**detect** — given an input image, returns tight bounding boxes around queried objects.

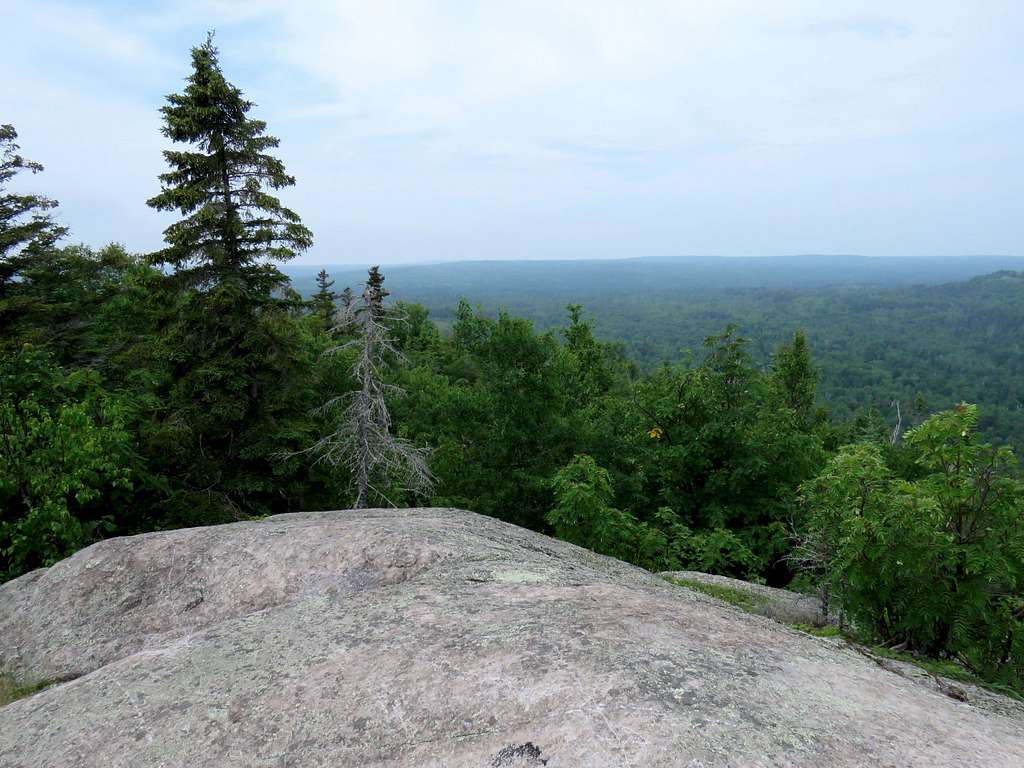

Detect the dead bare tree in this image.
[306,266,434,508]
[890,400,902,446]
[785,521,840,627]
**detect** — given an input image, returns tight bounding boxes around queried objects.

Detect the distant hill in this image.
[285,255,1024,303]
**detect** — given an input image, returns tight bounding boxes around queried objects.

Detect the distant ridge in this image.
[285,254,1024,300]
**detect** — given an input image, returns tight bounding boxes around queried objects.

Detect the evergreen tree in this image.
[0,125,68,333]
[147,33,312,286]
[145,34,317,521]
[312,268,337,329]
[771,330,820,430]
[562,304,615,398]
[364,265,389,318]
[5,243,161,367]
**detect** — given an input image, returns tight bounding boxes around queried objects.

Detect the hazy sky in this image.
[2,1,1022,264]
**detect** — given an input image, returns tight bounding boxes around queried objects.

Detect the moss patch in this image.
[789,622,841,638]
[0,672,64,706]
[662,575,767,614]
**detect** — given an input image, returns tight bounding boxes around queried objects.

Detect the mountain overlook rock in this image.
[2,509,1022,767]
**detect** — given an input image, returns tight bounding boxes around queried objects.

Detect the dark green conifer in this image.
[147,33,311,286]
[0,125,67,327]
[146,34,317,522]
[771,330,820,430]
[312,268,337,329]
[364,265,389,320]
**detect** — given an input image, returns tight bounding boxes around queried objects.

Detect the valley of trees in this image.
[2,37,1021,694]
[289,259,1024,449]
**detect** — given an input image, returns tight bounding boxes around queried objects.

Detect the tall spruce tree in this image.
[147,33,312,285]
[146,35,317,522]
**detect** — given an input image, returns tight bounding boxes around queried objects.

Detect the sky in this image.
[2,1,1022,265]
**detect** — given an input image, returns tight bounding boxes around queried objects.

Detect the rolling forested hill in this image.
[288,254,1024,301]
[288,256,1024,446]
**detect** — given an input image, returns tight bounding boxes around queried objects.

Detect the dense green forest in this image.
[289,260,1024,448]
[2,38,1021,693]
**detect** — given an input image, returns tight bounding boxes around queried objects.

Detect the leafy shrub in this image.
[0,348,140,579]
[799,404,1024,690]
[682,526,762,581]
[547,455,683,571]
[547,454,768,579]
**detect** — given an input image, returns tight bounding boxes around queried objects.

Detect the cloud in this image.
[1,0,1022,261]
[799,16,912,39]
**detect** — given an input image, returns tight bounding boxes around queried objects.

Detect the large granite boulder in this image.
[1,508,1022,767]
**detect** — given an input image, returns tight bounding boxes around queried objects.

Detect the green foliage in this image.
[546,453,617,550]
[2,243,168,374]
[546,453,774,578]
[399,303,575,531]
[681,527,762,580]
[312,269,337,330]
[562,304,618,400]
[0,124,67,267]
[771,330,823,430]
[141,34,322,523]
[392,309,822,583]
[800,404,1024,690]
[0,348,140,578]
[625,328,822,580]
[547,455,687,571]
[149,285,326,522]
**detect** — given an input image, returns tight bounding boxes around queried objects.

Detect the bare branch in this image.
[295,267,435,508]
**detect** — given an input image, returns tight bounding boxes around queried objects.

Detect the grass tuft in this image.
[0,672,64,706]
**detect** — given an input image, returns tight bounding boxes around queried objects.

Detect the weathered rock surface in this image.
[1,508,1022,767]
[659,570,831,627]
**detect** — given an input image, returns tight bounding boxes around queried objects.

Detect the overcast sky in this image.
[2,1,1022,264]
